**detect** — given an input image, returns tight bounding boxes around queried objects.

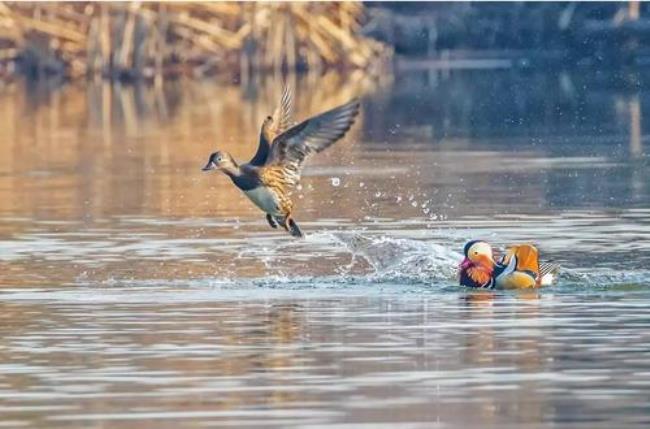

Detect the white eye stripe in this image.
[469,242,493,258]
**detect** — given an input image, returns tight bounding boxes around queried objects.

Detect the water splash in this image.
[559,267,650,289]
[331,232,462,283]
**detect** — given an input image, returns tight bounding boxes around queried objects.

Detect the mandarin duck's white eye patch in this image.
[468,242,493,258]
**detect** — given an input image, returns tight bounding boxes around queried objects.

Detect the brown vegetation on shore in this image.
[0,2,391,81]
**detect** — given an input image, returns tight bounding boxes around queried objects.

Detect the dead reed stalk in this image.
[0,1,391,80]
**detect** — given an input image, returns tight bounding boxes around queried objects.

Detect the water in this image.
[0,67,649,428]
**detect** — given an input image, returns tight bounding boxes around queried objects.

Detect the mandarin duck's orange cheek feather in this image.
[459,256,495,289]
[467,265,493,285]
[475,254,495,269]
[459,264,494,289]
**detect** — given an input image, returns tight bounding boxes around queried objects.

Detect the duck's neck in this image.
[220,162,241,179]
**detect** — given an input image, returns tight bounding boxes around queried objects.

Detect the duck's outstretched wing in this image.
[269,86,294,138]
[262,99,360,186]
[249,86,294,166]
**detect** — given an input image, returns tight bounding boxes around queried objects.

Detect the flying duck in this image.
[202,88,360,237]
[459,240,559,289]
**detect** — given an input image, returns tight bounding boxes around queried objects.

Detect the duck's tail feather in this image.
[539,262,561,286]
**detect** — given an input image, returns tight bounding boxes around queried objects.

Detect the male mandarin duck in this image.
[202,87,359,237]
[459,240,559,289]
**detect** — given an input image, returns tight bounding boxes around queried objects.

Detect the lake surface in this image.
[0,66,649,428]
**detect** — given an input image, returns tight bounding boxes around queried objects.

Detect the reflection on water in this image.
[1,294,650,428]
[0,66,649,428]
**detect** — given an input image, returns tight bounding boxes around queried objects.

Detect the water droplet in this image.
[411,201,418,207]
[359,182,365,188]
[374,192,382,198]
[330,177,340,187]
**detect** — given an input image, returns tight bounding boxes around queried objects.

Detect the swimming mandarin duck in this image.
[459,240,559,289]
[202,88,360,237]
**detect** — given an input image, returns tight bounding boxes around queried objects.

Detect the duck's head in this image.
[202,151,237,172]
[460,240,496,271]
[261,115,274,140]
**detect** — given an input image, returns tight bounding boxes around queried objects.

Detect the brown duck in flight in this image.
[202,88,360,237]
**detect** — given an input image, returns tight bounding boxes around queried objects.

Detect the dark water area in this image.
[0,65,649,428]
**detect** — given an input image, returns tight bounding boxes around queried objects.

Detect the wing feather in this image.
[268,86,294,138]
[264,99,360,186]
[249,86,294,166]
[538,262,560,286]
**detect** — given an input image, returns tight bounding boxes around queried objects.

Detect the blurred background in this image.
[1,4,650,429]
[1,1,649,281]
[1,2,649,79]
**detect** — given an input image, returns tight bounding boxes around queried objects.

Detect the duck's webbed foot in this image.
[287,217,303,238]
[266,214,278,229]
[276,216,290,233]
[269,214,304,238]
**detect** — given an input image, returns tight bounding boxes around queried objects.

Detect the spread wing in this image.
[268,86,294,138]
[263,99,360,186]
[249,86,294,166]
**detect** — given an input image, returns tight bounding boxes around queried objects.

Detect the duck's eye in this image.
[216,156,222,162]
[473,251,478,255]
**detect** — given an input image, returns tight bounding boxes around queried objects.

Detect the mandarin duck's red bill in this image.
[459,240,560,289]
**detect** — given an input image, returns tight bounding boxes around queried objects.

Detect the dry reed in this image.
[0,2,391,80]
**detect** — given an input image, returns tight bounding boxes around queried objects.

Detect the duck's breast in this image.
[243,186,282,216]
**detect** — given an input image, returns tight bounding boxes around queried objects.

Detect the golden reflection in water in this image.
[0,70,396,285]
[460,291,548,425]
[0,300,309,426]
[0,70,389,224]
